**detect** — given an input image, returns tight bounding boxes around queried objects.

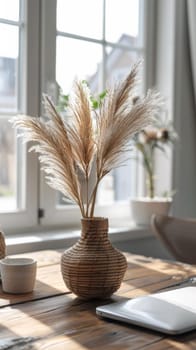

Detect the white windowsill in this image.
[5,222,153,255]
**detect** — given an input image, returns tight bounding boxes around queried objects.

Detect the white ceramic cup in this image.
[0,257,37,294]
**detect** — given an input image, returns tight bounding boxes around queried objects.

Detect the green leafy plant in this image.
[57,82,107,113]
[57,91,69,112]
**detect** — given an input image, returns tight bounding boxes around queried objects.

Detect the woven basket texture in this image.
[61,217,127,299]
[0,231,6,259]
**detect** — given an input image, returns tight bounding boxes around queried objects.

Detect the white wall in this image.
[153,0,196,218]
[172,0,196,218]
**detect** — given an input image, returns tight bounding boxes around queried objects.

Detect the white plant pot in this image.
[130,197,172,226]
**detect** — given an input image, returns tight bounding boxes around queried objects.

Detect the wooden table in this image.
[0,250,196,349]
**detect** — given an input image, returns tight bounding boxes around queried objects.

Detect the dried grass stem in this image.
[11,63,162,218]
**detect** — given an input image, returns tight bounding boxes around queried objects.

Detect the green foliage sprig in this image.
[57,82,107,113]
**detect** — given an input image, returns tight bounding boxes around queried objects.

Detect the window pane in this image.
[0,7,23,213]
[56,36,102,94]
[97,161,137,204]
[56,37,103,206]
[0,24,19,113]
[105,0,139,44]
[97,174,114,204]
[0,0,20,21]
[55,0,143,209]
[0,118,17,212]
[105,46,141,81]
[104,48,143,202]
[57,0,103,40]
[114,160,137,201]
[0,118,25,213]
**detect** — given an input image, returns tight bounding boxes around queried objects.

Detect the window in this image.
[56,0,143,202]
[0,0,150,231]
[41,0,146,226]
[0,1,39,230]
[0,1,20,212]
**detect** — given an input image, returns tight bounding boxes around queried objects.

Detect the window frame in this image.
[0,0,157,231]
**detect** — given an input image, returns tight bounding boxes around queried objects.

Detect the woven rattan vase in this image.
[61,217,127,299]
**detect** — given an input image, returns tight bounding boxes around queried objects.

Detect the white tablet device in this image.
[96,286,196,335]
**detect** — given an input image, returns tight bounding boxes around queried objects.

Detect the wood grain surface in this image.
[0,250,196,349]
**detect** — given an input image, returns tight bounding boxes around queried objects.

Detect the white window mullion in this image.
[39,0,59,226]
[23,0,41,229]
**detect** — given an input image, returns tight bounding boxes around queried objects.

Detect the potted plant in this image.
[130,97,177,226]
[12,63,161,299]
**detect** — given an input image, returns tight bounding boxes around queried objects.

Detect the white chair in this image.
[151,214,196,264]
